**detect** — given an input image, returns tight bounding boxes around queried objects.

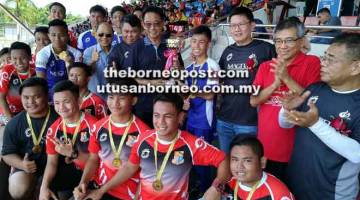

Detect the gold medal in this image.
[32,145,41,154]
[152,180,163,191]
[112,158,121,168]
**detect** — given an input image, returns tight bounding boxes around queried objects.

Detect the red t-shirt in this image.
[0,64,36,114]
[253,52,320,162]
[80,92,107,119]
[224,172,294,200]
[88,115,150,199]
[46,113,98,170]
[128,130,226,200]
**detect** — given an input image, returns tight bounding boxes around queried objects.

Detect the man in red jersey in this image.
[221,135,294,200]
[68,62,107,119]
[82,93,230,200]
[39,80,98,200]
[0,42,36,122]
[73,78,150,200]
[250,18,321,182]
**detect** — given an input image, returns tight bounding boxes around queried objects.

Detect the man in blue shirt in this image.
[279,33,360,199]
[77,5,107,52]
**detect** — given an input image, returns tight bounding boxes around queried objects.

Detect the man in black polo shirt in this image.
[1,77,58,199]
[124,6,183,127]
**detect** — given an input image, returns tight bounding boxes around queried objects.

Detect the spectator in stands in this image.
[250,18,320,182]
[221,136,294,200]
[110,6,128,44]
[83,22,113,100]
[68,62,107,119]
[217,7,276,153]
[1,78,58,200]
[48,2,77,48]
[133,7,143,20]
[123,6,183,127]
[108,14,142,71]
[185,25,220,196]
[34,26,50,60]
[0,48,11,68]
[279,33,360,199]
[36,19,82,102]
[40,80,98,200]
[77,5,107,51]
[0,42,36,122]
[308,7,341,44]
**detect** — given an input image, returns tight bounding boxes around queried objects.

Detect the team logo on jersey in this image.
[46,128,53,136]
[226,53,232,61]
[25,128,32,137]
[99,132,108,142]
[141,149,150,159]
[80,131,89,142]
[307,96,319,104]
[172,151,184,165]
[126,135,137,147]
[195,138,207,150]
[12,78,19,86]
[246,53,258,72]
[329,111,352,136]
[124,51,129,58]
[85,38,91,43]
[339,111,351,120]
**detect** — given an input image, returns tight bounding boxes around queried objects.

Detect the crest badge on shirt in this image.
[80,131,89,142]
[25,128,32,137]
[226,53,233,61]
[172,151,184,165]
[126,135,137,147]
[141,148,150,159]
[99,132,108,142]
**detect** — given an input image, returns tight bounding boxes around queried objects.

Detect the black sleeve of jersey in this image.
[297,82,324,112]
[108,45,123,70]
[268,44,277,60]
[218,48,227,70]
[2,115,21,155]
[124,40,141,71]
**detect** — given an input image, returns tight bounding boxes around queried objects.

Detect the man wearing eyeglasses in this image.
[83,22,114,100]
[124,6,183,127]
[217,7,276,154]
[278,33,360,199]
[250,18,320,182]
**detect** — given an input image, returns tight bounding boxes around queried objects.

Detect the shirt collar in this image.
[287,52,306,67]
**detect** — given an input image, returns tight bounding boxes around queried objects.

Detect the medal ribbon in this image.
[154,133,178,182]
[16,69,31,85]
[108,115,133,160]
[62,115,82,145]
[26,108,50,147]
[234,180,261,200]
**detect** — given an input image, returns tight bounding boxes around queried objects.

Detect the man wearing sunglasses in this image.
[250,18,321,182]
[124,6,183,127]
[83,22,114,100]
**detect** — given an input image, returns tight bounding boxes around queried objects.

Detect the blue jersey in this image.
[35,44,82,94]
[77,30,97,51]
[185,58,220,130]
[288,82,360,200]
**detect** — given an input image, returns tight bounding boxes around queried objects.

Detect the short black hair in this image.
[106,77,139,96]
[0,47,10,57]
[192,25,212,41]
[35,26,49,35]
[121,14,142,29]
[332,33,360,60]
[48,19,68,31]
[153,94,183,113]
[111,6,127,17]
[230,135,264,159]
[49,2,66,14]
[143,6,165,21]
[133,7,143,13]
[10,42,31,57]
[68,62,92,77]
[19,77,49,95]
[229,7,254,22]
[53,80,79,99]
[90,5,107,17]
[275,18,305,38]
[317,7,331,15]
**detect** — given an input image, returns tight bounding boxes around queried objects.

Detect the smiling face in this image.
[68,67,89,89]
[111,11,125,29]
[143,12,164,41]
[89,11,106,30]
[229,15,255,45]
[107,94,136,116]
[96,23,114,48]
[35,32,50,50]
[190,34,210,58]
[53,90,79,119]
[49,5,65,20]
[153,101,180,141]
[230,145,266,187]
[274,28,303,62]
[49,26,68,50]
[10,49,30,73]
[21,86,48,117]
[121,23,141,45]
